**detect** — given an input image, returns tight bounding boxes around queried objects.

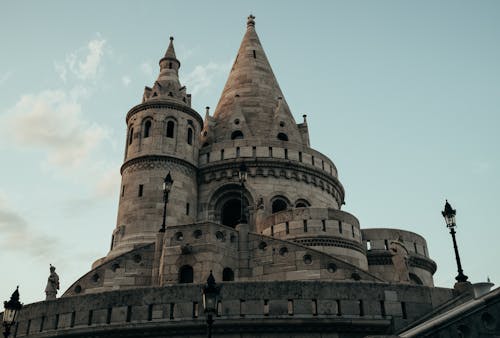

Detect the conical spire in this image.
[142,36,190,105]
[160,36,180,69]
[211,15,303,145]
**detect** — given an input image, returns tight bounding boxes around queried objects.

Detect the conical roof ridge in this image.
[211,15,302,144]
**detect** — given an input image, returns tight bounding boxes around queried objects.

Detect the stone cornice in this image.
[292,236,365,254]
[367,250,437,274]
[126,100,203,126]
[199,158,345,202]
[120,155,198,175]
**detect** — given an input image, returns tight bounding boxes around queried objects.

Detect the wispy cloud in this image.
[122,75,131,86]
[140,62,154,78]
[0,194,60,258]
[0,71,12,86]
[55,36,107,82]
[184,60,232,95]
[4,89,110,168]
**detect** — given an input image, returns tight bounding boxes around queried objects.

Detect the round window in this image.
[327,263,337,273]
[279,247,289,256]
[303,254,313,265]
[193,230,202,239]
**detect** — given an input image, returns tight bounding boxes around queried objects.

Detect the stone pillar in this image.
[152,232,165,286]
[236,222,251,278]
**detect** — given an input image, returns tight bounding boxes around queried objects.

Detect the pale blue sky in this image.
[1,1,499,304]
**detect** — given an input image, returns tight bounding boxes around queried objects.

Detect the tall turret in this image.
[107,37,203,260]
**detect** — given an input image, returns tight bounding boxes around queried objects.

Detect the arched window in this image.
[295,199,310,208]
[187,128,193,145]
[231,130,244,140]
[272,199,288,213]
[222,268,234,281]
[277,133,288,141]
[143,120,152,138]
[128,127,134,145]
[166,120,175,138]
[179,265,193,283]
[409,273,423,285]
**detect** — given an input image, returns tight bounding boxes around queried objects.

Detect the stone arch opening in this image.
[222,267,235,281]
[231,130,244,140]
[221,199,242,227]
[179,265,193,283]
[208,183,254,228]
[271,195,290,214]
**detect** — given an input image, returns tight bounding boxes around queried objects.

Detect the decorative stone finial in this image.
[205,106,210,116]
[303,114,307,123]
[247,14,255,27]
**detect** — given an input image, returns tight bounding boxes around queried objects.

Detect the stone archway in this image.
[208,183,254,228]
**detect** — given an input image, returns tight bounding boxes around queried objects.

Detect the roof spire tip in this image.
[169,36,174,41]
[247,14,255,27]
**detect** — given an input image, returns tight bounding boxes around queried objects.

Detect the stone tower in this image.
[108,37,203,260]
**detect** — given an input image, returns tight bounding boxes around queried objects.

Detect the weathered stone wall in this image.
[261,208,368,270]
[11,281,454,338]
[362,229,436,287]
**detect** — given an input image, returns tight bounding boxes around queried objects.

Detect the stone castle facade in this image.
[5,16,500,338]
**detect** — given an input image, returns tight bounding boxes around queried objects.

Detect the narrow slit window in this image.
[284,148,288,159]
[236,147,240,157]
[359,300,364,316]
[322,219,326,232]
[336,300,342,316]
[88,310,93,326]
[338,221,343,234]
[170,303,175,319]
[263,299,269,316]
[288,300,294,316]
[128,127,134,145]
[106,308,112,324]
[285,221,289,234]
[271,225,274,237]
[192,302,199,318]
[186,203,190,215]
[351,225,355,238]
[252,50,256,58]
[312,156,315,166]
[384,240,389,250]
[380,301,386,317]
[121,185,125,197]
[206,152,210,163]
[240,299,246,317]
[221,149,224,160]
[55,314,60,330]
[312,299,318,316]
[126,306,132,322]
[366,240,371,250]
[252,146,256,157]
[414,242,418,254]
[143,120,152,138]
[299,151,302,162]
[147,304,153,321]
[166,121,175,138]
[138,184,144,197]
[269,147,273,157]
[401,302,407,319]
[303,220,308,232]
[187,128,193,145]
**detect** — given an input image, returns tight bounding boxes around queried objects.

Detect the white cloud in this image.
[184,60,232,95]
[0,71,12,86]
[140,62,154,77]
[122,75,131,86]
[4,89,109,168]
[55,37,107,82]
[0,194,60,258]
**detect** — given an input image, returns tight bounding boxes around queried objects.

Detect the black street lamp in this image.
[160,172,173,233]
[202,271,221,338]
[3,286,22,338]
[238,163,248,224]
[441,200,468,283]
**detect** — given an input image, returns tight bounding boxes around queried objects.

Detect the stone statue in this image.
[389,240,410,283]
[45,264,60,300]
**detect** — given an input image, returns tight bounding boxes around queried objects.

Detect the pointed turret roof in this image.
[142,36,190,105]
[211,15,303,144]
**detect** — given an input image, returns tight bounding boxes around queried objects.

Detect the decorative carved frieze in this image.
[121,155,197,176]
[293,236,365,254]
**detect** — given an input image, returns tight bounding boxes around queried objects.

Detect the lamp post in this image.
[238,163,248,224]
[159,172,173,233]
[3,286,22,338]
[202,271,220,338]
[441,200,468,283]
